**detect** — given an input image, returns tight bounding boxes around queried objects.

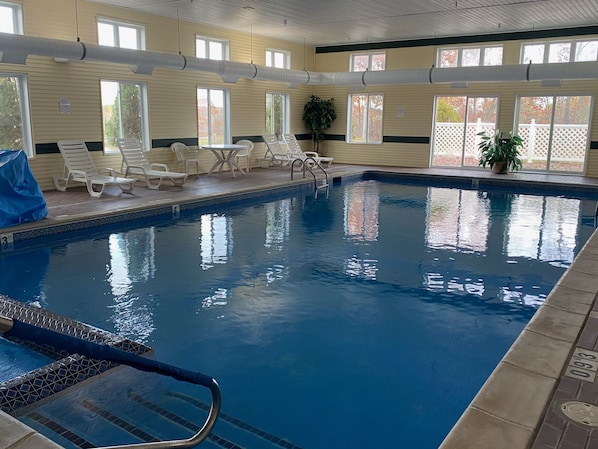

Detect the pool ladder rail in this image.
[0,316,221,449]
[290,157,329,193]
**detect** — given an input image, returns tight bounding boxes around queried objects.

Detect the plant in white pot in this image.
[477,130,523,174]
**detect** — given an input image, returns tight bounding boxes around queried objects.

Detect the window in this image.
[437,45,503,67]
[100,80,150,151]
[97,18,145,50]
[265,92,289,137]
[347,94,384,144]
[350,52,386,72]
[196,36,229,60]
[266,49,289,69]
[0,74,33,156]
[0,1,23,34]
[431,96,498,167]
[515,95,591,172]
[197,87,230,145]
[521,39,598,63]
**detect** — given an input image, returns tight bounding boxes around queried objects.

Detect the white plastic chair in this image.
[283,133,333,167]
[117,138,187,190]
[262,134,291,167]
[54,140,136,197]
[171,142,200,175]
[234,139,254,171]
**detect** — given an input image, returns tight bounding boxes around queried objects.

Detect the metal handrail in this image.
[0,316,221,449]
[290,157,328,191]
[101,379,221,448]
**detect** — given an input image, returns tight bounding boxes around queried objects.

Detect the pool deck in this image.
[2,164,598,449]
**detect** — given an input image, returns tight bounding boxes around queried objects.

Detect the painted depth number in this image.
[0,233,14,252]
[565,347,598,382]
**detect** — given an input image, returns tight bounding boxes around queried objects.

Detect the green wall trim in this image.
[36,141,103,155]
[316,25,598,54]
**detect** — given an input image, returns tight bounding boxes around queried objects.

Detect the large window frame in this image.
[97,17,145,50]
[0,1,23,34]
[196,36,230,60]
[437,45,503,67]
[520,39,598,63]
[197,87,231,146]
[265,49,290,69]
[350,52,386,72]
[0,73,33,157]
[347,93,384,144]
[265,92,289,138]
[100,80,150,152]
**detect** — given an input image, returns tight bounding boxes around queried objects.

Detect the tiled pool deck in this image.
[2,164,598,449]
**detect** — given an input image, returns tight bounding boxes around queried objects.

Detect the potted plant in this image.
[477,130,523,174]
[302,95,336,153]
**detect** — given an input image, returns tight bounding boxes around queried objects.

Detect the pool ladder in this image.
[290,157,329,194]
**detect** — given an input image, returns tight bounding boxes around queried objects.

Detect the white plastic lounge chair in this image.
[171,142,200,175]
[234,139,254,171]
[283,133,334,167]
[54,140,136,198]
[117,138,188,189]
[262,134,291,167]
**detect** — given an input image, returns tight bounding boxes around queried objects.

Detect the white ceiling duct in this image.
[1,33,597,86]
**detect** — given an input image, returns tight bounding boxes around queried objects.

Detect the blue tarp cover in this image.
[0,150,47,228]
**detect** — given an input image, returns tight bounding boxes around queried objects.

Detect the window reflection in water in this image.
[265,199,291,249]
[201,287,228,309]
[426,188,489,252]
[506,195,579,267]
[344,181,379,242]
[200,213,232,270]
[108,227,156,342]
[424,187,582,307]
[344,181,379,280]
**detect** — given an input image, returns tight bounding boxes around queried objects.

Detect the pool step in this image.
[16,383,303,449]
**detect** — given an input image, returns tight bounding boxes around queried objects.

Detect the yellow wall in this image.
[3,0,598,191]
[315,38,598,172]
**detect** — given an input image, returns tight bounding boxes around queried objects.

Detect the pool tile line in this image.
[167,391,305,449]
[128,393,244,449]
[28,412,94,449]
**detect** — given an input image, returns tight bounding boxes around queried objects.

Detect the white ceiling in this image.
[88,0,598,47]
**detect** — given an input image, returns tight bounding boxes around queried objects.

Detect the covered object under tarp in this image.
[0,150,47,228]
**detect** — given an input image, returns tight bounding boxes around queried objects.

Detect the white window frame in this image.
[347,93,384,144]
[437,45,503,67]
[265,92,290,138]
[0,73,33,157]
[195,36,230,60]
[266,49,290,69]
[100,80,150,152]
[197,87,231,146]
[349,52,386,72]
[0,1,23,34]
[97,17,145,50]
[520,39,598,64]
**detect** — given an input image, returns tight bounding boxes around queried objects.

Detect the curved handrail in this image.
[290,157,328,191]
[101,378,221,448]
[0,317,221,449]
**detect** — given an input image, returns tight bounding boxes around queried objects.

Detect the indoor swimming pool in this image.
[2,176,597,449]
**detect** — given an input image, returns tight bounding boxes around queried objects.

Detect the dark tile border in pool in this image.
[0,295,151,414]
[8,170,598,251]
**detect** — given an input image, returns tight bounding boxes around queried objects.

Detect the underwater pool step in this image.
[27,412,95,449]
[165,391,305,449]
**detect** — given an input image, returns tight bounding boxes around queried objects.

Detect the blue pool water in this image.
[2,177,597,448]
[0,337,54,382]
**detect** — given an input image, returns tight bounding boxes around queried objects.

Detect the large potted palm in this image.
[302,95,336,153]
[477,130,523,174]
